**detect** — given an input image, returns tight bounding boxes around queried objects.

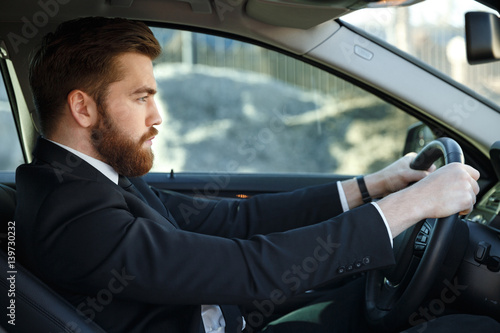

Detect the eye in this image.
[138,96,148,103]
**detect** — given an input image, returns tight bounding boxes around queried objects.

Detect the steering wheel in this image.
[365,137,470,332]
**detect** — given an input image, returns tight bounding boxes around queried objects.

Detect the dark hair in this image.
[29,17,162,136]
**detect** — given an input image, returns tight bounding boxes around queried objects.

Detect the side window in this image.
[0,76,23,171]
[150,27,419,175]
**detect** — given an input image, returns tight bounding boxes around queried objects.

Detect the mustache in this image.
[140,127,159,143]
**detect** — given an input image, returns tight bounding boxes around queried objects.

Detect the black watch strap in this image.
[356,175,371,204]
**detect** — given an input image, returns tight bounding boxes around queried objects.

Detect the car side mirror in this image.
[403,122,435,155]
[465,11,500,64]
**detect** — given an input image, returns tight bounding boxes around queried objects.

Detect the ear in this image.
[67,90,99,128]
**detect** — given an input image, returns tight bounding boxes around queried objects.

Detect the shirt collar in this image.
[48,140,119,185]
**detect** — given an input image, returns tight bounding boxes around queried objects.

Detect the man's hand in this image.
[340,153,434,209]
[377,162,480,238]
[402,162,480,217]
[365,152,436,198]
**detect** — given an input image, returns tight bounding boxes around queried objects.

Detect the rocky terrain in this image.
[151,64,416,175]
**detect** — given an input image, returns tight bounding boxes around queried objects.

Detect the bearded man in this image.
[15,16,499,333]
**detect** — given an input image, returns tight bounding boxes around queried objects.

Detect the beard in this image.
[91,108,158,177]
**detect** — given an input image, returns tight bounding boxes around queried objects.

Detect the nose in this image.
[147,99,162,127]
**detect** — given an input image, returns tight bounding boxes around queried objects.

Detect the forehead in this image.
[113,52,156,89]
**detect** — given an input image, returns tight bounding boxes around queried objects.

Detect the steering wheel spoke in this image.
[413,219,434,256]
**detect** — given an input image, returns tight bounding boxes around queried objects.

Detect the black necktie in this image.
[118,175,177,226]
[118,175,148,203]
[220,305,243,333]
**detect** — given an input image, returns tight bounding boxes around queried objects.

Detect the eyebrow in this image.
[131,86,157,95]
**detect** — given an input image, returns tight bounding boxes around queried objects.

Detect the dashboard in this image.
[457,179,500,320]
[467,183,500,230]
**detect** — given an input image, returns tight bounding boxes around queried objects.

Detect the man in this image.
[14,17,497,333]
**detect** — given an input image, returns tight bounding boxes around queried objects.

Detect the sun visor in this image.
[245,0,424,29]
[245,0,352,29]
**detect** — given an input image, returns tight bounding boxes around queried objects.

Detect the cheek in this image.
[108,104,144,137]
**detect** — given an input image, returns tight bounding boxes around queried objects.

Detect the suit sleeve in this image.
[34,180,395,306]
[154,181,347,238]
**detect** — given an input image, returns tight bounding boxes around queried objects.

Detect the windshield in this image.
[343,0,500,108]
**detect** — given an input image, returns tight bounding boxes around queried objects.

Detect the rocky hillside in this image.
[151,64,417,175]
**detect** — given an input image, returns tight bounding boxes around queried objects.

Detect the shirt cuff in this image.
[336,181,393,248]
[370,202,394,248]
[336,181,350,213]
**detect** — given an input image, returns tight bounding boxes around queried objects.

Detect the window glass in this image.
[150,27,419,175]
[0,76,23,170]
[343,0,500,107]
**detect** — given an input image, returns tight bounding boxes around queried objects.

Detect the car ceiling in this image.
[0,0,415,29]
[1,0,497,82]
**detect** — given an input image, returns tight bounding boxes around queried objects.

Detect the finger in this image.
[406,168,431,185]
[459,209,472,216]
[463,164,480,181]
[471,179,480,195]
[458,195,474,215]
[459,198,475,215]
[404,152,418,159]
[403,152,417,168]
[459,181,478,215]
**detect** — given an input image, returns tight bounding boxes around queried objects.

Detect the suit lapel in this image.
[125,176,178,227]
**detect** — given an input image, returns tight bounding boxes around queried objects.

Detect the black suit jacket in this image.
[15,137,395,332]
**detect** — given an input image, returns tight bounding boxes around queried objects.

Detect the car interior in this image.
[1,0,500,332]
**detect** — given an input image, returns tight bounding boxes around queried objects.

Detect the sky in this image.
[341,0,500,107]
[345,0,497,28]
[410,0,497,27]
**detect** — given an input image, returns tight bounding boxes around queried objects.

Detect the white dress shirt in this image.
[49,140,119,184]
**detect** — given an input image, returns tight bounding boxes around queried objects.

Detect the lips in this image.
[142,127,159,145]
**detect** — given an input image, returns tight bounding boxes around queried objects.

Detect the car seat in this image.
[0,183,107,332]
